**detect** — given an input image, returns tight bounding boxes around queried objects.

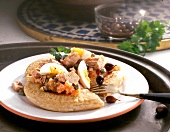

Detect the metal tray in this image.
[0,42,170,132]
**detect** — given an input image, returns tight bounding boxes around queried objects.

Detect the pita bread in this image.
[24,82,104,112]
[24,58,104,112]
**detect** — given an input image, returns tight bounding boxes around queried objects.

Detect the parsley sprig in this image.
[50,46,71,61]
[118,20,166,55]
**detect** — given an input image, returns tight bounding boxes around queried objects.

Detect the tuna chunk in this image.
[61,52,80,68]
[85,55,106,70]
[32,68,41,78]
[55,71,80,84]
[12,81,24,92]
[64,71,80,84]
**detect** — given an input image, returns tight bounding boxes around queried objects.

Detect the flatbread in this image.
[24,82,104,112]
[24,58,104,112]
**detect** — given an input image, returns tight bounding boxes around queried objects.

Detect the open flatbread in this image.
[24,58,104,112]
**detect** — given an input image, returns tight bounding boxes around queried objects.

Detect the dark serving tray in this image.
[0,42,170,132]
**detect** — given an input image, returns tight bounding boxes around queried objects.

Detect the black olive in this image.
[96,75,104,85]
[106,96,117,103]
[155,104,168,118]
[120,24,126,30]
[112,23,120,31]
[105,63,115,72]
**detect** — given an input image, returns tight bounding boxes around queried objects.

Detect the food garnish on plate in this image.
[12,46,124,112]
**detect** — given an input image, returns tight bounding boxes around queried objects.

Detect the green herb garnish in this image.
[57,46,71,53]
[118,20,166,55]
[50,46,71,61]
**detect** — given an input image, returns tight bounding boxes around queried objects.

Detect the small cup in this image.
[94,3,146,40]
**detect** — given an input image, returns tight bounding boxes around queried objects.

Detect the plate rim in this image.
[0,99,144,123]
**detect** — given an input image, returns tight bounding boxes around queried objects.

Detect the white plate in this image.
[0,53,149,123]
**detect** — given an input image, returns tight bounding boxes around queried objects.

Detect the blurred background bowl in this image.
[53,0,135,21]
[94,3,146,40]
